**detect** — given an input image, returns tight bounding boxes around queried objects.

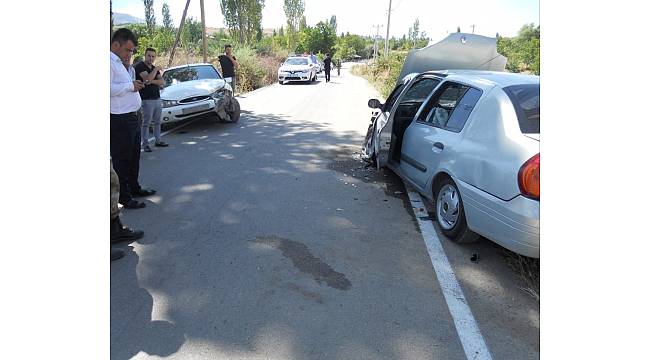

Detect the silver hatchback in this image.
[363,70,540,258]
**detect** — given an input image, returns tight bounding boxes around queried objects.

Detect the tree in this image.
[329,15,337,34]
[411,18,419,45]
[220,0,265,44]
[496,23,540,75]
[300,21,336,54]
[182,17,203,47]
[299,15,307,31]
[284,0,305,49]
[162,3,174,29]
[143,0,156,34]
[457,26,461,33]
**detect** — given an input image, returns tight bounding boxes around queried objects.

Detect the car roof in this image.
[421,70,539,89]
[165,63,214,71]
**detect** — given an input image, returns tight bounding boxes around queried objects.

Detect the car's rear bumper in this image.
[456,179,540,258]
[160,99,218,123]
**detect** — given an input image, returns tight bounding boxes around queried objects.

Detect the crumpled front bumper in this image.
[160,99,217,123]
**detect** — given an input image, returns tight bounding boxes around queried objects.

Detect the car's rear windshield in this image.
[503,84,540,134]
[163,65,222,87]
[285,58,308,65]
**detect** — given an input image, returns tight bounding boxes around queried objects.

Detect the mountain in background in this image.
[113,13,145,25]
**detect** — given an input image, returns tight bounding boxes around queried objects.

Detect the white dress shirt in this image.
[110,52,141,114]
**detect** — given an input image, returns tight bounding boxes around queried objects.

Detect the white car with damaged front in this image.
[160,63,239,124]
[278,57,318,84]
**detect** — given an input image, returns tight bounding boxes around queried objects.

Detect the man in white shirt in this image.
[110,28,154,209]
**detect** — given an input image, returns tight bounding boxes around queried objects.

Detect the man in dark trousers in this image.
[323,53,333,83]
[218,44,239,93]
[110,28,155,209]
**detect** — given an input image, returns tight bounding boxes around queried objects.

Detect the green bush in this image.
[352,52,408,98]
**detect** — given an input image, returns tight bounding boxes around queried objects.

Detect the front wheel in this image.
[361,120,376,163]
[435,178,479,243]
[226,97,241,123]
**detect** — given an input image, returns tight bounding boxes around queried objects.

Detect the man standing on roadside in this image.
[323,53,333,83]
[218,44,238,93]
[135,48,168,152]
[111,28,155,209]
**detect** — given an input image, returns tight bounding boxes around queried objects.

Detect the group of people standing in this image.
[109,28,168,261]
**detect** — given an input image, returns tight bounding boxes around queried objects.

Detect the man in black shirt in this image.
[323,53,333,83]
[218,44,239,93]
[135,48,168,152]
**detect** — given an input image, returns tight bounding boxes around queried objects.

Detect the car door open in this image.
[377,76,442,169]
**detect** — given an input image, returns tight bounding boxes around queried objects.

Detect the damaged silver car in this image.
[160,63,241,124]
[362,34,540,258]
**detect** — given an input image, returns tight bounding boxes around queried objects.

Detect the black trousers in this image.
[110,112,142,203]
[324,68,331,82]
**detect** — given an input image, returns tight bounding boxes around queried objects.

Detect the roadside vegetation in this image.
[111,0,383,93]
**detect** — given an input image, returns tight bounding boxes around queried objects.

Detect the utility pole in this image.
[372,24,383,61]
[384,0,392,57]
[470,24,475,34]
[200,0,207,63]
[168,0,192,67]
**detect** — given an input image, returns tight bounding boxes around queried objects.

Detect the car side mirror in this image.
[368,99,383,109]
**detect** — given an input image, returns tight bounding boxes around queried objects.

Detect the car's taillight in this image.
[518,153,540,200]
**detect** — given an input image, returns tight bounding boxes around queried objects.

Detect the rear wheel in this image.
[435,178,479,243]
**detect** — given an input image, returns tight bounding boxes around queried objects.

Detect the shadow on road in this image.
[112,108,539,359]
[111,246,185,359]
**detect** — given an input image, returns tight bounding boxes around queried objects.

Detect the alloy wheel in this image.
[436,184,460,230]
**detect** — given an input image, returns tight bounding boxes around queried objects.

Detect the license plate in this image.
[182,102,211,114]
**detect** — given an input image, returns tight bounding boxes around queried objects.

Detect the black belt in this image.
[111,111,138,117]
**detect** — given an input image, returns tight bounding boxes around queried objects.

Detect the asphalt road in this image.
[111,64,539,360]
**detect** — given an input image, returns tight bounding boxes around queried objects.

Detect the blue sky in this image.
[113,0,539,41]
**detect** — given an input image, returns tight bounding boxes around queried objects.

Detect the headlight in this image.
[162,100,178,108]
[211,88,230,99]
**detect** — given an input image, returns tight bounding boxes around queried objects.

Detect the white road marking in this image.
[406,189,493,360]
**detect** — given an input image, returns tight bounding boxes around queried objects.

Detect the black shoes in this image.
[111,217,144,244]
[155,141,169,147]
[111,248,125,261]
[121,199,146,209]
[132,188,156,197]
[143,145,152,152]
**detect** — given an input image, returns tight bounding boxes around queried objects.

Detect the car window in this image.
[285,58,309,65]
[503,84,540,134]
[418,82,481,132]
[392,78,441,120]
[393,78,441,120]
[445,88,483,132]
[163,65,222,87]
[399,78,440,103]
[383,83,406,112]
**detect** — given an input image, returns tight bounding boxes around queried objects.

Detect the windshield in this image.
[162,65,222,87]
[284,58,309,66]
[503,84,540,134]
